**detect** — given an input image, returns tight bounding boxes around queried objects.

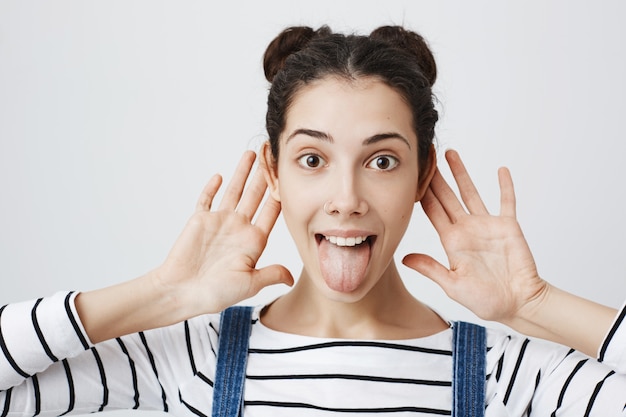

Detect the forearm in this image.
[503,283,617,358]
[75,268,193,344]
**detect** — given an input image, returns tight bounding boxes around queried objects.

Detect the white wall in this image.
[1,2,625,409]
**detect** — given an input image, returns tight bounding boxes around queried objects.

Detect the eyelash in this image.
[296,153,399,171]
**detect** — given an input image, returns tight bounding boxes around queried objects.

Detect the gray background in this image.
[1,2,625,396]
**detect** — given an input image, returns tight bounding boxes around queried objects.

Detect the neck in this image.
[261,261,448,339]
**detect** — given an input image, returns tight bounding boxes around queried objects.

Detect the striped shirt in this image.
[1,291,625,416]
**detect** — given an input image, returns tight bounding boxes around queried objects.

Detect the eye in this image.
[297,154,326,169]
[367,155,399,171]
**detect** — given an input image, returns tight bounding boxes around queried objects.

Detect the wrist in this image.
[506,280,552,328]
[501,282,617,357]
[76,269,190,343]
[147,265,199,326]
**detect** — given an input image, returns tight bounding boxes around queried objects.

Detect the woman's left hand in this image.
[402,149,547,323]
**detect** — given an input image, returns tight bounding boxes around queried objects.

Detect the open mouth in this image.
[315,233,375,292]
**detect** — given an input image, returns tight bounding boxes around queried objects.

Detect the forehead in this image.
[282,76,416,143]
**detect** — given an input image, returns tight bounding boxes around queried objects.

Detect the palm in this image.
[404,150,546,322]
[159,151,293,315]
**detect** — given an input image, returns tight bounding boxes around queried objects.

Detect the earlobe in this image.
[260,141,281,202]
[415,145,437,202]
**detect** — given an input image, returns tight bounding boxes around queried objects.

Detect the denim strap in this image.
[452,321,486,417]
[212,306,254,417]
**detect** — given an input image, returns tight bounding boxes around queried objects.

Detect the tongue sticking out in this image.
[318,237,371,293]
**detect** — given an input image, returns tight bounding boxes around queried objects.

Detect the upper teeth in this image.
[325,235,368,247]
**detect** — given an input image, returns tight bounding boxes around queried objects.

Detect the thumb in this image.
[251,264,295,292]
[402,253,452,290]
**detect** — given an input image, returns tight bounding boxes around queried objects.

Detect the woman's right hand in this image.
[76,151,293,343]
[158,150,294,317]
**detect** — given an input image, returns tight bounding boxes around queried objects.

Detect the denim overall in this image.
[211,306,486,417]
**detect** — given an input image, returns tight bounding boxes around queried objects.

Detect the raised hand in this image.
[402,149,547,323]
[76,151,293,343]
[159,150,294,316]
[403,150,619,356]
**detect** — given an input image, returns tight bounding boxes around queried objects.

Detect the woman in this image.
[1,25,624,416]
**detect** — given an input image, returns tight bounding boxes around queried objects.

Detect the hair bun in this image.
[370,26,437,86]
[263,26,331,83]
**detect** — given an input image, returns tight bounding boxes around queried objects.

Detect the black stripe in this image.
[551,359,588,417]
[245,400,450,415]
[503,338,530,405]
[31,298,59,362]
[496,335,512,383]
[246,373,451,386]
[526,370,541,416]
[184,320,197,375]
[208,323,219,356]
[249,340,451,356]
[91,348,109,412]
[116,338,140,409]
[495,353,504,382]
[599,305,626,361]
[32,374,41,416]
[534,370,542,387]
[59,359,75,416]
[63,292,89,350]
[139,332,168,412]
[178,389,207,417]
[496,353,505,382]
[209,322,219,336]
[1,387,12,417]
[0,305,31,378]
[197,371,214,387]
[584,370,615,417]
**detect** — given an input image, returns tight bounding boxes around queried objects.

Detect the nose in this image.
[323,172,369,217]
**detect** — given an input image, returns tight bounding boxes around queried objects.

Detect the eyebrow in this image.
[285,128,412,149]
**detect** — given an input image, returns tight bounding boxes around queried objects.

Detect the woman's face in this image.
[265,76,428,302]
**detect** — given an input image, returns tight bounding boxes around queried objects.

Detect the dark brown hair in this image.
[263,25,438,178]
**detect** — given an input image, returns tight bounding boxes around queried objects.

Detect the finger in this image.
[402,253,454,290]
[218,151,256,211]
[420,186,453,234]
[236,168,268,221]
[195,174,223,212]
[445,149,489,215]
[255,194,281,236]
[429,167,465,223]
[251,264,294,292]
[498,167,517,218]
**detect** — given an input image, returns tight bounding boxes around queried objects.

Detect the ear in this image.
[260,141,281,202]
[415,145,437,202]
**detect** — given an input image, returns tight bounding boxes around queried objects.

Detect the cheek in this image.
[278,177,322,225]
[378,180,417,226]
[385,199,414,226]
